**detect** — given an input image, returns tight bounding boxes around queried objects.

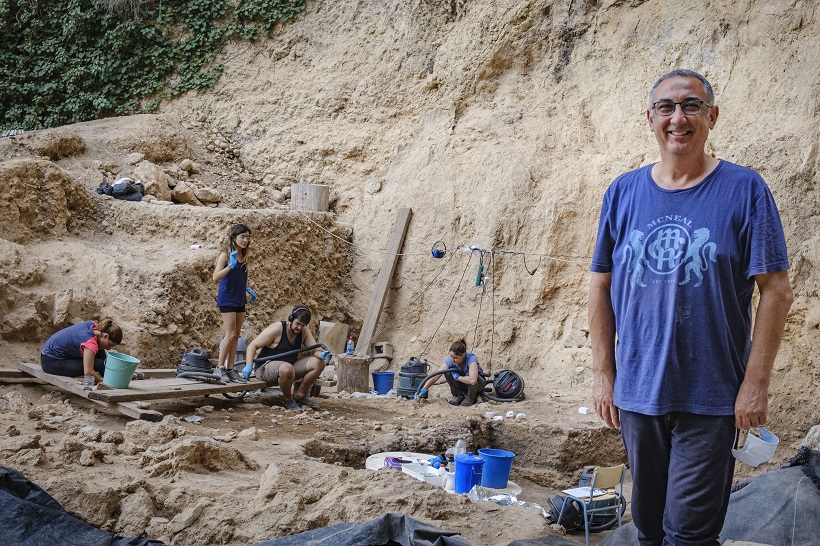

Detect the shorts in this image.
[219,305,246,314]
[256,356,311,386]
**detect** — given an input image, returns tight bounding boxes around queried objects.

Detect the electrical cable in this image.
[370,250,458,342]
[419,252,473,358]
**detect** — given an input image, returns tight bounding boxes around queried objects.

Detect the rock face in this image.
[0,0,818,433]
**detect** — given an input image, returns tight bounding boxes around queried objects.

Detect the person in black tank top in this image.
[245,306,332,411]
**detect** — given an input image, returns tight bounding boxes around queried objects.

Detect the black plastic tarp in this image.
[0,466,168,546]
[249,512,473,546]
[599,447,820,546]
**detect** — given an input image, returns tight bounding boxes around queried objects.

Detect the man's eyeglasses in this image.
[651,99,712,116]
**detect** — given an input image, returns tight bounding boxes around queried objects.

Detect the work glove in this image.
[246,286,257,302]
[228,251,239,269]
[427,456,443,469]
[242,363,254,380]
[414,387,428,401]
[320,350,333,363]
[451,371,460,380]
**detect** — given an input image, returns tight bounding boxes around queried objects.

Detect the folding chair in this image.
[558,463,627,546]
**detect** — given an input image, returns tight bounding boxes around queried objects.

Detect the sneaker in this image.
[226,367,247,384]
[460,398,476,407]
[284,398,301,412]
[295,396,318,409]
[215,365,229,383]
[131,372,144,380]
[448,396,465,406]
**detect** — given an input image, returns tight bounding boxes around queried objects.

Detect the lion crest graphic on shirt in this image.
[623,222,717,287]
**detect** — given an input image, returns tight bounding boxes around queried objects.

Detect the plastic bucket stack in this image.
[478,448,515,488]
[103,351,141,389]
[454,452,485,494]
[372,371,395,394]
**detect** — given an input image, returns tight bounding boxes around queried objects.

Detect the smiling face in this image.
[647,76,719,158]
[234,232,250,250]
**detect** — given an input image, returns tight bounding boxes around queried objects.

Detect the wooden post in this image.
[336,354,371,393]
[357,208,412,354]
[291,183,329,211]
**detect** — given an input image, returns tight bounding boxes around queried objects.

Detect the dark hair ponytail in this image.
[98,318,123,344]
[449,339,467,355]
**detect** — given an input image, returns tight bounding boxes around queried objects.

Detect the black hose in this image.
[177,371,221,382]
[587,496,627,533]
[413,369,524,402]
[235,342,327,370]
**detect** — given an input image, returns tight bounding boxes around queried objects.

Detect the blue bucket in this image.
[372,371,395,394]
[478,448,515,488]
[103,351,141,389]
[454,452,485,494]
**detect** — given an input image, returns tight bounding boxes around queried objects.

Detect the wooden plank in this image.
[357,207,412,354]
[16,362,264,403]
[0,368,46,383]
[319,321,349,356]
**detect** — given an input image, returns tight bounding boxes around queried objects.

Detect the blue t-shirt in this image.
[591,160,789,416]
[42,321,97,360]
[216,261,248,307]
[445,352,483,375]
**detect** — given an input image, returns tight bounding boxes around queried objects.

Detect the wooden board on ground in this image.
[15,362,265,420]
[319,320,349,356]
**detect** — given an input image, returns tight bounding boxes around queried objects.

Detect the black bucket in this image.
[396,372,427,398]
[400,356,429,375]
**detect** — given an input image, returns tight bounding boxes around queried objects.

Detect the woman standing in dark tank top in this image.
[212,224,257,383]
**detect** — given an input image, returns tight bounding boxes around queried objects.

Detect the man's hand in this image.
[593,369,620,429]
[228,251,239,269]
[246,286,257,302]
[734,379,768,430]
[319,350,332,364]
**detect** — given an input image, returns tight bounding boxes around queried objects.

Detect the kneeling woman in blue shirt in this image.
[418,339,487,406]
[40,318,122,385]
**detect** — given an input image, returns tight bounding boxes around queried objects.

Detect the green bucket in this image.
[103,351,141,389]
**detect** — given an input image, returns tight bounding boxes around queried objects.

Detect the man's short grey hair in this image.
[649,69,715,108]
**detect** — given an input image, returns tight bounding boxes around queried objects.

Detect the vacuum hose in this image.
[413,369,524,402]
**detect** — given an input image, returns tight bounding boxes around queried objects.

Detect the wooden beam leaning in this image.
[356,207,412,355]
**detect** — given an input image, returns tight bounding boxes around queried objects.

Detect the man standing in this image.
[245,306,330,411]
[589,69,793,545]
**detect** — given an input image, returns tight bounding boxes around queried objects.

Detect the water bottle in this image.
[454,437,466,457]
[345,336,355,355]
[82,374,94,391]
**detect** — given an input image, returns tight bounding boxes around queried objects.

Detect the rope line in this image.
[370,250,458,342]
[294,209,592,263]
[419,253,473,358]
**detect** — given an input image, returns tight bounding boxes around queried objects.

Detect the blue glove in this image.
[414,387,428,401]
[228,251,239,269]
[246,286,257,302]
[427,456,442,469]
[451,371,460,380]
[242,363,254,380]
[320,350,332,363]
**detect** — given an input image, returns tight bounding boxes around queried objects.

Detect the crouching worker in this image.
[245,306,330,412]
[416,339,486,406]
[40,318,123,385]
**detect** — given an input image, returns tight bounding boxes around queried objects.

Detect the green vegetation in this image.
[0,0,305,130]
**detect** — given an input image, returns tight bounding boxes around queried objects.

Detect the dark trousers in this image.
[444,373,486,402]
[620,410,736,546]
[41,352,106,377]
